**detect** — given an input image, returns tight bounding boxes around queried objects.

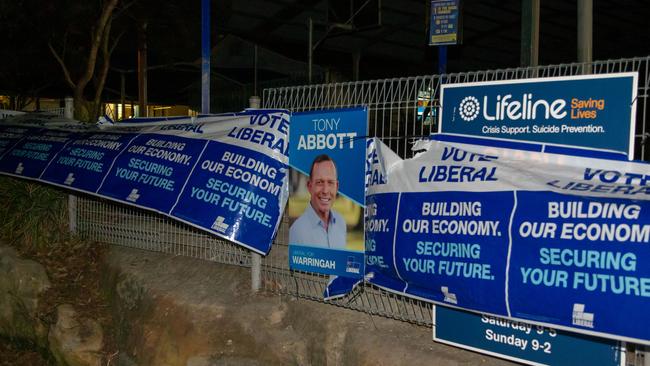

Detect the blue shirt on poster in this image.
[289,203,347,250]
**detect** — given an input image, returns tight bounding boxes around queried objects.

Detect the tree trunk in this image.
[73,89,90,122]
[50,0,120,123]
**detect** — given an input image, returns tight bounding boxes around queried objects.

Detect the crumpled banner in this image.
[339,133,650,343]
[0,110,289,255]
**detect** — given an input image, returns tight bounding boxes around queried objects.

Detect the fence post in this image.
[64,97,77,235]
[251,254,261,292]
[635,344,650,366]
[68,195,77,234]
[64,97,74,119]
[249,95,262,292]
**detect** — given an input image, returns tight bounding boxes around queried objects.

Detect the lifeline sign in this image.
[0,110,290,255]
[439,73,638,157]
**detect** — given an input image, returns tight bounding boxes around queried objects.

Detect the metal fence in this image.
[76,196,252,266]
[76,56,650,328]
[259,56,650,326]
[264,57,650,159]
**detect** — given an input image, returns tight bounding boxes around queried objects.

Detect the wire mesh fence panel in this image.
[261,56,650,326]
[261,213,434,325]
[73,56,650,327]
[76,196,252,267]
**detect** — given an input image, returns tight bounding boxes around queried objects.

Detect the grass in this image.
[0,177,69,250]
[0,176,118,364]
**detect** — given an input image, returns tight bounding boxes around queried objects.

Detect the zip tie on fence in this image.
[641,133,650,146]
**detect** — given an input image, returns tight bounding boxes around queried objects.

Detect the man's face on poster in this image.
[307,160,339,218]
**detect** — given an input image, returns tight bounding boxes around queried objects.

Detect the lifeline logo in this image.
[459,96,480,121]
[457,94,606,122]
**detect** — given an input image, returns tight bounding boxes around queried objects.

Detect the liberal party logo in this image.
[126,188,140,202]
[211,216,229,233]
[458,96,480,121]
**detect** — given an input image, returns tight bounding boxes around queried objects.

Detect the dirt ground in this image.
[0,238,117,365]
[0,340,52,366]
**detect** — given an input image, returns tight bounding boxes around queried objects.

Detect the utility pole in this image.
[520,0,540,67]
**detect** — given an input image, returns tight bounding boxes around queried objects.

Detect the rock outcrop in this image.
[0,245,104,366]
[104,246,514,366]
[48,304,104,366]
[0,243,514,366]
[0,245,50,348]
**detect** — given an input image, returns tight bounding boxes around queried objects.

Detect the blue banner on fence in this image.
[0,125,38,158]
[0,129,78,178]
[0,110,290,255]
[97,133,207,213]
[40,132,136,192]
[365,134,650,344]
[171,142,287,252]
[439,73,638,157]
[394,191,511,315]
[509,191,650,341]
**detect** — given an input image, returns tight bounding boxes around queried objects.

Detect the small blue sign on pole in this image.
[434,306,622,366]
[429,0,461,46]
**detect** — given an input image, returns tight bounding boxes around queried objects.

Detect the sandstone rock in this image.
[103,246,516,366]
[48,304,104,366]
[0,244,50,347]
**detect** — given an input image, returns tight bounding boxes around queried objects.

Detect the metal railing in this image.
[77,197,252,267]
[44,107,65,116]
[259,56,650,326]
[76,56,650,328]
[264,57,650,159]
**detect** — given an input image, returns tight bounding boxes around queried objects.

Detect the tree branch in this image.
[113,0,135,18]
[77,0,119,95]
[93,18,114,120]
[110,31,125,55]
[48,42,76,89]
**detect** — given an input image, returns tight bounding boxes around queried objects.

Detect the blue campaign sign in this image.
[509,191,650,342]
[364,134,650,343]
[289,107,367,205]
[439,73,638,157]
[0,125,34,158]
[434,306,621,366]
[390,191,512,315]
[0,110,290,256]
[170,142,287,254]
[0,129,77,178]
[40,132,136,192]
[288,107,368,279]
[365,193,400,283]
[429,0,460,46]
[289,244,364,278]
[97,133,207,213]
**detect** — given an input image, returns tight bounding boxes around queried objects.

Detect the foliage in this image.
[0,177,69,250]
